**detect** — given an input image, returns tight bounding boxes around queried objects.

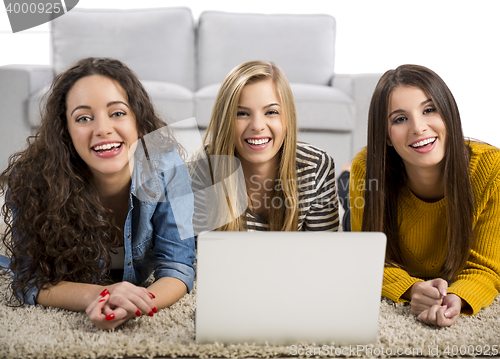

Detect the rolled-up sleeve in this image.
[152,153,196,292]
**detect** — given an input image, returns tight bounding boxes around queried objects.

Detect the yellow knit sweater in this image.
[350,141,500,315]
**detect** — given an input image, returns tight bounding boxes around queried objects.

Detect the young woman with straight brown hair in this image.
[350,64,500,327]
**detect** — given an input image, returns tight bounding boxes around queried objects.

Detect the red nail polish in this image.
[105,313,115,321]
[99,298,106,303]
[148,311,154,317]
[153,307,158,313]
[100,289,109,297]
[149,292,156,299]
[136,310,141,317]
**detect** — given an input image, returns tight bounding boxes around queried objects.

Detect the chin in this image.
[93,164,131,176]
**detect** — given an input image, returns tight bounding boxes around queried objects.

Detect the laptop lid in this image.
[195,231,386,345]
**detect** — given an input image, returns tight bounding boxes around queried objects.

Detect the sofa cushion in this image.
[194,84,221,128]
[143,81,194,126]
[297,133,351,170]
[291,83,355,131]
[197,11,336,88]
[28,81,195,129]
[28,86,49,127]
[194,83,354,131]
[50,7,196,91]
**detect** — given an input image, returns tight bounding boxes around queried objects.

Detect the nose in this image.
[93,113,114,137]
[411,115,427,135]
[250,113,266,132]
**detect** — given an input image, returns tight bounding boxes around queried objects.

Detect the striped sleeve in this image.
[297,143,339,231]
[187,153,212,235]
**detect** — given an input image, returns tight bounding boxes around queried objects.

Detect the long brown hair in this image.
[1,57,176,304]
[363,64,474,282]
[204,60,299,231]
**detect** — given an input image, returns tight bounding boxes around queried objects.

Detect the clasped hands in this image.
[409,278,462,327]
[85,282,157,330]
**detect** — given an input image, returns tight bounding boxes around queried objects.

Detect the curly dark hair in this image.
[1,57,178,304]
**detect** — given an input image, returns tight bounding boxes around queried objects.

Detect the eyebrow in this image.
[388,98,433,118]
[237,103,281,111]
[70,101,130,116]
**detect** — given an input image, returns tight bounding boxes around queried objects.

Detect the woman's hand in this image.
[417,294,462,327]
[101,282,156,323]
[85,290,126,330]
[86,283,156,330]
[409,278,448,316]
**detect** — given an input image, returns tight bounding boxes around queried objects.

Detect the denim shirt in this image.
[124,146,196,292]
[0,143,196,306]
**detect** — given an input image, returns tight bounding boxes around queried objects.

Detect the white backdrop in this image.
[1,0,499,147]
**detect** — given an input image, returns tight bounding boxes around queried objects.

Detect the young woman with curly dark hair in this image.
[0,57,196,330]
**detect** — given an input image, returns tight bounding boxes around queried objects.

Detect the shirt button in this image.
[127,261,131,266]
[127,234,131,239]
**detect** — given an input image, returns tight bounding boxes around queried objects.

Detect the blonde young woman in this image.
[190,60,339,232]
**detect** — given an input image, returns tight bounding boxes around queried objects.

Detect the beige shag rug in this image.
[0,273,499,359]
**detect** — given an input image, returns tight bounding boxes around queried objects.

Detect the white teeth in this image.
[246,138,270,145]
[411,137,436,148]
[93,142,121,151]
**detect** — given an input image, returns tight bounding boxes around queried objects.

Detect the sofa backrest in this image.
[197,11,336,89]
[50,7,196,91]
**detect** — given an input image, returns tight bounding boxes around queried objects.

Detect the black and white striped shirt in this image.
[246,142,339,231]
[189,142,339,233]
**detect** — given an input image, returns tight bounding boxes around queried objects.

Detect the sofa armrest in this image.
[332,73,381,159]
[0,65,53,171]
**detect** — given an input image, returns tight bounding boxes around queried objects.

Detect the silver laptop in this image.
[195,231,386,345]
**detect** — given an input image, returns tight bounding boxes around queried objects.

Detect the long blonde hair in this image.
[204,60,299,231]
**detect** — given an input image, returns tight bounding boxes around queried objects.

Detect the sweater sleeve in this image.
[152,151,196,292]
[447,176,500,315]
[382,268,424,303]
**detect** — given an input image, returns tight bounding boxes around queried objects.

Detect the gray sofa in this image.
[0,7,380,172]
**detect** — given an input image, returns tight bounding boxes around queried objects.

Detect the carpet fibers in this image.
[0,273,499,358]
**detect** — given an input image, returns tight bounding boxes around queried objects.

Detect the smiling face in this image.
[66,75,139,181]
[387,86,447,173]
[234,79,286,171]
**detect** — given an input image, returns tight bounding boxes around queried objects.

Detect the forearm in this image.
[36,281,105,311]
[147,276,187,310]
